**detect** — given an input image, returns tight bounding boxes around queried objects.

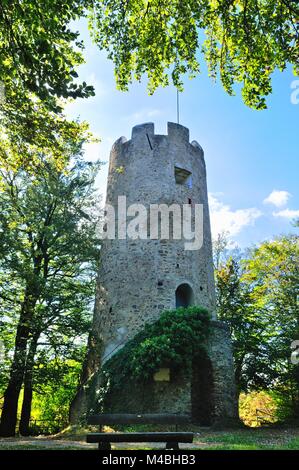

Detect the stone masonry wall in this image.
[70,122,238,425]
[97,122,216,360]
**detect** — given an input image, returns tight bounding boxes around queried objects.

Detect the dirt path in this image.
[0,436,204,450]
[0,428,298,450]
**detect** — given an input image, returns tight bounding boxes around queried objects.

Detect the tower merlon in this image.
[112,135,128,152]
[191,140,204,158]
[132,122,155,139]
[167,122,189,143]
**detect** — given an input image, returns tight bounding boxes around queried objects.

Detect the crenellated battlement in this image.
[111,122,204,157]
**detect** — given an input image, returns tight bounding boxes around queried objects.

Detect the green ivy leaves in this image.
[102,306,211,389]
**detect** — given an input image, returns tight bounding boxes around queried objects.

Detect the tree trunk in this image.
[19,333,40,436]
[0,288,37,437]
[19,383,33,437]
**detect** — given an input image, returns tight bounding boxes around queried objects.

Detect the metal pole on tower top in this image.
[177,89,180,124]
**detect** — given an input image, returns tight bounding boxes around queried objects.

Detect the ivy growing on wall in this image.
[97,306,211,402]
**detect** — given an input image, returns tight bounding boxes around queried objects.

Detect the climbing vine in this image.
[94,306,211,408]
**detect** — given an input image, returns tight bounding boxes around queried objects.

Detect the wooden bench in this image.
[86,413,193,450]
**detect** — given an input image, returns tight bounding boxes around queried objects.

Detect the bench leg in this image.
[98,442,111,450]
[165,442,179,450]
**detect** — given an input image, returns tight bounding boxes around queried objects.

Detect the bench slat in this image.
[87,413,191,425]
[87,432,193,443]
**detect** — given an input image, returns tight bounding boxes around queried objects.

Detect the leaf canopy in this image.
[90,0,299,109]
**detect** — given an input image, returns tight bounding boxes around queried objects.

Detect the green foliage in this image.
[1,0,297,178]
[0,96,94,174]
[30,359,83,434]
[100,306,210,397]
[0,1,95,174]
[243,235,299,415]
[215,255,271,393]
[270,389,294,423]
[0,154,101,327]
[1,1,296,177]
[0,1,94,107]
[0,151,101,434]
[215,233,299,419]
[90,0,299,109]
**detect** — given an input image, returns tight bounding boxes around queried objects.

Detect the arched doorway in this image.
[175,283,193,308]
[191,353,214,425]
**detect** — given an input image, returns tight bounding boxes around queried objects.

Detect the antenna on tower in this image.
[177,89,180,124]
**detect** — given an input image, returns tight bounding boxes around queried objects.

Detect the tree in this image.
[30,359,85,435]
[0,98,93,176]
[0,1,94,108]
[0,1,95,173]
[2,1,297,176]
[239,391,277,427]
[91,0,299,109]
[213,231,230,270]
[0,153,101,436]
[215,255,270,395]
[215,234,299,418]
[243,235,299,416]
[18,273,94,436]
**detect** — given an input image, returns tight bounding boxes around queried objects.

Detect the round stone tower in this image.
[98,122,216,359]
[71,122,238,426]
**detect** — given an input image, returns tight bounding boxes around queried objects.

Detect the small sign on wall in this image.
[153,368,170,382]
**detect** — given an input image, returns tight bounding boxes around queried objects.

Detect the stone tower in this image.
[71,122,238,425]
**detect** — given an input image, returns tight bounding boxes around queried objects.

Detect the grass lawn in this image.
[201,433,299,450]
[0,427,299,450]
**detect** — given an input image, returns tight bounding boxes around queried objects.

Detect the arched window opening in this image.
[175,283,193,308]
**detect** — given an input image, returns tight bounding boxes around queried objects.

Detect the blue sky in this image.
[66,20,299,248]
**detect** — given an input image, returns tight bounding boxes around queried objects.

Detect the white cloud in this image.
[263,190,291,208]
[263,191,299,220]
[273,209,299,219]
[209,194,262,237]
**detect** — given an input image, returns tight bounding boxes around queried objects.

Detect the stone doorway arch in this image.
[175,283,193,308]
